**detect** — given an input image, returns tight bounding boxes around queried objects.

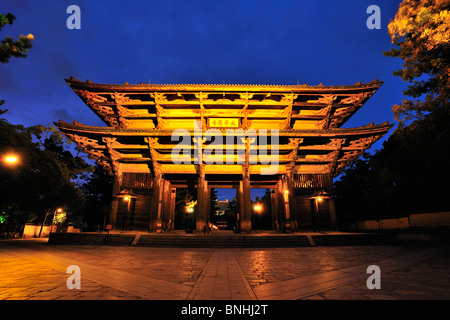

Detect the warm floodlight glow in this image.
[4,156,18,164]
[317,197,323,202]
[124,196,130,201]
[56,208,63,213]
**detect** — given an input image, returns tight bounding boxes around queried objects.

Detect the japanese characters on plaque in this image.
[208,118,240,128]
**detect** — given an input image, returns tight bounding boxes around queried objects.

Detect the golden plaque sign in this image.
[208,118,239,128]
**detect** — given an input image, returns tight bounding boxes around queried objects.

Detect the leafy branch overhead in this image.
[384,0,449,124]
[0,12,34,63]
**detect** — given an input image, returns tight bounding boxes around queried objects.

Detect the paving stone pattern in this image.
[1,239,450,300]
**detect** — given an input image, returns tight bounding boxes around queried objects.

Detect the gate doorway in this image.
[211,188,237,231]
[174,187,197,230]
[251,188,272,230]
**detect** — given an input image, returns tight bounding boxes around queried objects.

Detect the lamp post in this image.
[52,208,64,232]
[1,154,19,166]
[39,207,63,237]
[185,200,196,232]
[309,190,330,233]
[114,189,137,232]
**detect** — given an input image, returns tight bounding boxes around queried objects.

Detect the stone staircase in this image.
[135,234,312,248]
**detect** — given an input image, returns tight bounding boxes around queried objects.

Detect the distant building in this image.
[213,199,230,229]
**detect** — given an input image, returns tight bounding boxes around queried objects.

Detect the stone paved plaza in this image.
[1,238,450,300]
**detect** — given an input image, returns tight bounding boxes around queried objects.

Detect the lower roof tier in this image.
[55,119,392,177]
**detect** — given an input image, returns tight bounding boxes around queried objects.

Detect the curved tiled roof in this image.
[65,76,383,92]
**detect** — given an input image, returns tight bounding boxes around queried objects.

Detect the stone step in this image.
[136,234,311,247]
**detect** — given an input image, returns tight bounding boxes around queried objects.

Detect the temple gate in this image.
[56,77,391,232]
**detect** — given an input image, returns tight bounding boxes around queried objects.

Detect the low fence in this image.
[347,211,450,231]
[0,223,80,238]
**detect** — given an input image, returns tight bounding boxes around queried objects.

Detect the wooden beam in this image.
[145,137,162,179]
[281,93,297,129]
[329,138,345,175]
[240,92,252,130]
[194,92,208,127]
[286,138,303,176]
[152,92,167,129]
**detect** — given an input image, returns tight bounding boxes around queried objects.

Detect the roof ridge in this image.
[65,76,383,90]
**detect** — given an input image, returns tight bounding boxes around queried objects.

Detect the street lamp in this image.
[51,208,65,232]
[115,189,137,231]
[39,207,63,237]
[185,200,196,231]
[1,154,19,166]
[309,190,330,233]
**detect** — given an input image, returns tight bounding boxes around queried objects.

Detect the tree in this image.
[384,0,449,125]
[174,187,196,229]
[334,106,450,222]
[335,0,450,224]
[0,121,86,226]
[251,189,272,230]
[0,12,34,112]
[209,188,218,223]
[80,164,114,230]
[0,13,33,63]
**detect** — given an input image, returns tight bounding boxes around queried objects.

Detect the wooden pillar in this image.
[161,179,171,231]
[271,188,278,231]
[206,187,211,226]
[196,164,208,233]
[237,181,244,231]
[287,174,298,231]
[168,187,176,231]
[109,164,122,230]
[241,166,252,233]
[149,171,163,232]
[328,197,337,230]
[278,175,293,232]
[276,177,285,231]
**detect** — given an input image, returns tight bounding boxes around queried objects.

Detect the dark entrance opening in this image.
[174,187,197,230]
[251,188,272,230]
[212,188,237,231]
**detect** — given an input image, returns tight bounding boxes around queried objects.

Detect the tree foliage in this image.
[0,12,109,231]
[1,12,34,113]
[0,121,90,225]
[80,164,114,230]
[384,0,449,124]
[251,189,272,230]
[335,90,450,222]
[335,0,450,223]
[0,13,33,64]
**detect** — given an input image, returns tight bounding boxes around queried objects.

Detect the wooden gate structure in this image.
[55,77,392,232]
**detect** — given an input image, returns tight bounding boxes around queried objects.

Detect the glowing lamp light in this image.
[123,196,130,201]
[56,208,63,213]
[317,197,323,202]
[5,155,18,164]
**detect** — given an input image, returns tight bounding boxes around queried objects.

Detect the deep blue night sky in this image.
[1,0,405,200]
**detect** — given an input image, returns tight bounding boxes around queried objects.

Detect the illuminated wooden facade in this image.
[55,77,392,232]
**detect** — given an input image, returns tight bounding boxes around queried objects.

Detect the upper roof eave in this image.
[65,76,383,93]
